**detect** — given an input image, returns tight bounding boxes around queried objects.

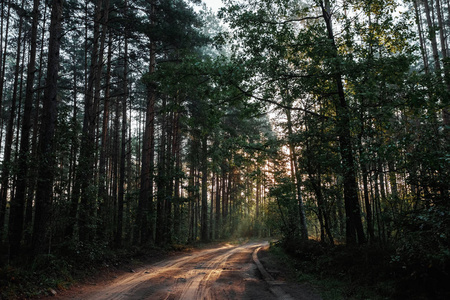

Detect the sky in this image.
[203,0,224,12]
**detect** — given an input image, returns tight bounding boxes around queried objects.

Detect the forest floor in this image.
[36,240,322,300]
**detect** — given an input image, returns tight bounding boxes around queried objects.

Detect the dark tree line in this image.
[0,0,277,266]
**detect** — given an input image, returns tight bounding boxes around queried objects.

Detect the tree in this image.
[0,0,12,239]
[318,0,366,244]
[8,0,40,260]
[136,1,156,245]
[32,0,63,256]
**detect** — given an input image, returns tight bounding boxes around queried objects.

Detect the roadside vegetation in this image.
[270,233,449,300]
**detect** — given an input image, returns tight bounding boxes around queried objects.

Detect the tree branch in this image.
[261,16,322,25]
[231,83,330,120]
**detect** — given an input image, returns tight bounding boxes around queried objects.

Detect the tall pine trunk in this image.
[32,0,63,256]
[137,1,156,244]
[116,30,129,247]
[0,0,12,237]
[73,0,105,243]
[8,0,32,259]
[215,172,221,239]
[201,135,209,241]
[98,20,112,241]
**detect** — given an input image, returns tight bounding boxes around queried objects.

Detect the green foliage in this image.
[393,207,450,299]
[273,240,401,300]
[275,225,450,300]
[268,175,302,240]
[0,255,73,299]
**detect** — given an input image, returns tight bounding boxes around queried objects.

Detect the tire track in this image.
[50,241,271,300]
[83,244,237,300]
[178,244,258,300]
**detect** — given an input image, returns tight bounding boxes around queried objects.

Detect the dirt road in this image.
[51,241,321,300]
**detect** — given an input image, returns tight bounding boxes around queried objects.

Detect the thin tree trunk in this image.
[201,135,209,241]
[67,50,78,208]
[0,0,12,236]
[0,0,4,88]
[137,35,156,245]
[0,0,11,113]
[435,0,450,129]
[357,127,375,241]
[388,161,398,199]
[116,29,128,247]
[75,0,105,243]
[188,162,195,243]
[423,0,442,72]
[164,110,175,244]
[156,99,168,246]
[173,137,182,240]
[98,19,112,241]
[286,109,308,241]
[255,168,260,236]
[209,173,215,240]
[7,0,29,258]
[414,0,430,73]
[172,109,182,240]
[375,162,387,243]
[111,90,120,244]
[312,174,334,245]
[222,167,228,235]
[215,172,221,239]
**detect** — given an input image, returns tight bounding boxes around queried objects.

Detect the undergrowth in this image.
[0,239,234,299]
[270,238,450,300]
[0,241,175,299]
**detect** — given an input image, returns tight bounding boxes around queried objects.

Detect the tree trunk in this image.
[255,168,261,236]
[423,0,442,72]
[32,0,63,256]
[8,0,30,258]
[72,0,105,243]
[188,162,195,243]
[209,174,215,240]
[312,174,334,245]
[222,167,228,235]
[320,0,366,245]
[116,30,128,247]
[137,34,156,244]
[285,109,308,241]
[201,135,209,241]
[156,98,168,246]
[414,0,430,73]
[172,110,182,240]
[435,0,450,132]
[0,0,12,236]
[215,172,221,239]
[173,134,182,240]
[98,19,112,241]
[111,89,120,244]
[357,128,375,242]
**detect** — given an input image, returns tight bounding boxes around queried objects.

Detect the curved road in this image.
[52,241,321,300]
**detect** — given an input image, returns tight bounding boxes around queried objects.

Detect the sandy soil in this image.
[44,241,322,300]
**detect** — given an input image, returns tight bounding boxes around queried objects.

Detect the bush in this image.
[393,206,450,299]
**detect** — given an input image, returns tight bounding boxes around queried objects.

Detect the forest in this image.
[0,0,449,298]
